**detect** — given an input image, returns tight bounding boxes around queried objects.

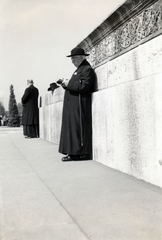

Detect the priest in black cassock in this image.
[58,47,96,161]
[21,79,39,138]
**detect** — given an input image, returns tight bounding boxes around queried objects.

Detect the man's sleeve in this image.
[67,67,95,93]
[21,88,29,104]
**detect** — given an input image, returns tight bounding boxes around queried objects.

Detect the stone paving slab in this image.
[0,127,162,240]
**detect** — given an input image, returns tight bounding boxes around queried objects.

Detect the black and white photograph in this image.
[0,0,162,239]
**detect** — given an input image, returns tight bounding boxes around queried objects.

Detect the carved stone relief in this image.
[87,0,162,67]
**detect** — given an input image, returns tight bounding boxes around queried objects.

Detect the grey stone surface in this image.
[0,127,161,240]
[92,76,162,187]
[39,100,63,144]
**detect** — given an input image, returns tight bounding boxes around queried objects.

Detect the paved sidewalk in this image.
[0,127,161,240]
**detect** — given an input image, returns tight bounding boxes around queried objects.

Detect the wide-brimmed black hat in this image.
[66,47,89,57]
[47,82,60,91]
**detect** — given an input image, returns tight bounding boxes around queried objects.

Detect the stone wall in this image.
[92,36,162,188]
[39,0,162,187]
[39,87,64,144]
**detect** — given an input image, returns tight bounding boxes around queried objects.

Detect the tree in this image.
[0,101,5,116]
[8,84,20,127]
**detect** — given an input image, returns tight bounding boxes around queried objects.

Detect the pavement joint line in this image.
[6,132,90,240]
[21,157,90,240]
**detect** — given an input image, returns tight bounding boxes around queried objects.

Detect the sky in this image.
[0,0,125,110]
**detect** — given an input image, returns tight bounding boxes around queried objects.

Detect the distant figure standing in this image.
[0,115,2,126]
[2,115,7,126]
[21,79,39,138]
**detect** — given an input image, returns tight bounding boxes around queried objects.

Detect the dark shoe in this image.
[62,155,79,161]
[79,154,92,160]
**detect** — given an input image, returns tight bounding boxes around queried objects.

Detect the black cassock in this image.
[21,85,39,137]
[59,59,96,156]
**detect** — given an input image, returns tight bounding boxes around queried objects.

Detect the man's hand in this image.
[57,78,69,88]
[57,79,64,85]
[62,79,69,88]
